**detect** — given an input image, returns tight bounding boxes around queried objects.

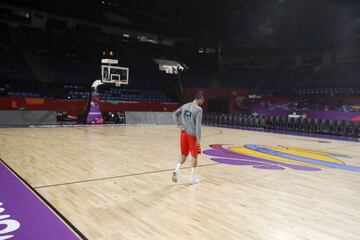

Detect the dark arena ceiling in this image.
[3,0,360,50]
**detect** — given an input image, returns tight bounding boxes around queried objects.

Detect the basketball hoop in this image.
[114,81,122,87]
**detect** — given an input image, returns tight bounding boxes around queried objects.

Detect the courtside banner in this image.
[0,160,82,240]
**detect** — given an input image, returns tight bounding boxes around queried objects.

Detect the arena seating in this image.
[0,79,175,103]
[0,22,13,48]
[295,88,360,96]
[221,68,268,89]
[1,80,46,98]
[40,55,99,85]
[255,87,360,97]
[0,51,37,82]
[1,23,184,87]
[2,22,360,131]
[0,22,181,104]
[203,113,360,138]
[251,97,360,113]
[98,86,173,102]
[181,69,212,88]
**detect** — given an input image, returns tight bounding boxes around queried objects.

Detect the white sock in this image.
[191,167,196,178]
[175,163,181,173]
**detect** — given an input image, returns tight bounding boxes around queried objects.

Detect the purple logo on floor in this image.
[0,161,81,240]
[203,144,360,172]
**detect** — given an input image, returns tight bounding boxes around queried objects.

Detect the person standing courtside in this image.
[172,93,204,184]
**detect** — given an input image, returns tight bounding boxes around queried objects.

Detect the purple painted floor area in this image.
[0,160,81,240]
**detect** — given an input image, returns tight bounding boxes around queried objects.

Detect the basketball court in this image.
[1,1,360,240]
[1,125,359,239]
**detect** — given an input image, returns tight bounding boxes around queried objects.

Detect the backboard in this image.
[101,65,129,85]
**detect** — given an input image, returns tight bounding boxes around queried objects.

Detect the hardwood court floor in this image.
[0,125,360,240]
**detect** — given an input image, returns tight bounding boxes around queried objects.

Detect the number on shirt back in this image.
[184,110,192,120]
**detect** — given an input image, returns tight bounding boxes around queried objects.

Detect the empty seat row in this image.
[203,113,360,138]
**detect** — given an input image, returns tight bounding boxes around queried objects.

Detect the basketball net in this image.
[114,81,122,87]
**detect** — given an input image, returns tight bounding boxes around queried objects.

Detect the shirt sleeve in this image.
[195,109,203,140]
[173,106,182,127]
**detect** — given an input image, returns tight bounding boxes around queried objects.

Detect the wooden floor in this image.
[1,125,360,240]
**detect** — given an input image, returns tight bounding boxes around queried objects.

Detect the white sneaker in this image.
[189,176,200,185]
[172,171,178,183]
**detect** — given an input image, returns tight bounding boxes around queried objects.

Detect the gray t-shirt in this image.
[173,102,203,140]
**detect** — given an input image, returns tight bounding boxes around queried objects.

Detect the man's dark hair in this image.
[194,92,204,100]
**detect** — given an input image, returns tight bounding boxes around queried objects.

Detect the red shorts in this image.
[180,130,201,157]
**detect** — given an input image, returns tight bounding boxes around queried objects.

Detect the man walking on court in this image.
[172,93,204,184]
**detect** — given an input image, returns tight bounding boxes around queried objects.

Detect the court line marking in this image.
[0,127,223,189]
[0,158,88,240]
[0,127,222,238]
[34,163,220,189]
[327,144,360,150]
[33,128,222,189]
[0,127,223,141]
